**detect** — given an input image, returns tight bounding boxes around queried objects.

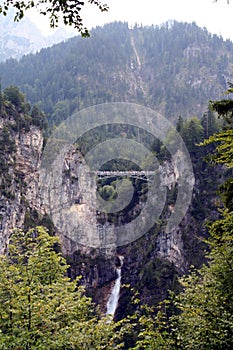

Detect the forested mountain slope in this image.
[0,21,233,126]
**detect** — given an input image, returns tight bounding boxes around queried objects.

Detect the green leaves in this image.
[0,0,109,35]
[0,226,128,349]
[128,85,233,349]
[167,88,233,349]
[171,211,233,349]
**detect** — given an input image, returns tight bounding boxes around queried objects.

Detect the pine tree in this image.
[168,88,233,350]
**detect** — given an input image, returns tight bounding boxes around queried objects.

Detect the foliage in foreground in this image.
[0,226,130,349]
[0,0,108,36]
[172,211,233,350]
[127,213,233,350]
[129,89,233,349]
[1,85,233,348]
[167,93,233,349]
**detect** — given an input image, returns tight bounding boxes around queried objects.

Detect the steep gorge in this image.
[0,99,222,316]
[0,21,230,316]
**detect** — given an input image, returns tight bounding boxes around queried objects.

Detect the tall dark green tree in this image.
[201,84,233,207]
[129,87,233,349]
[168,87,233,349]
[201,107,219,138]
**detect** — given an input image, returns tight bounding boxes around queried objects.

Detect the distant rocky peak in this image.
[0,13,75,62]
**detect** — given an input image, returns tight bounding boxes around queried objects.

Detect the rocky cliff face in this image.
[37,139,213,315]
[0,110,43,252]
[0,104,221,316]
[0,108,117,309]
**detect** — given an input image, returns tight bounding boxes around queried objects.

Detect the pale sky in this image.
[27,0,233,40]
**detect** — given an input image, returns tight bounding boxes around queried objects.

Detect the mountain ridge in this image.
[0,21,233,126]
[0,11,75,62]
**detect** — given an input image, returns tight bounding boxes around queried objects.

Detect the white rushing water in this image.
[106,256,124,317]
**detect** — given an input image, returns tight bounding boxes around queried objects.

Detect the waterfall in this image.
[106,256,124,317]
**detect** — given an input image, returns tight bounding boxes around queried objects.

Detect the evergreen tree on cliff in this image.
[129,87,233,349]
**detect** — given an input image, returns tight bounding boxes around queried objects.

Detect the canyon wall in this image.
[0,109,219,315]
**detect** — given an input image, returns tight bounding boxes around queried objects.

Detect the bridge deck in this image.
[93,170,157,176]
